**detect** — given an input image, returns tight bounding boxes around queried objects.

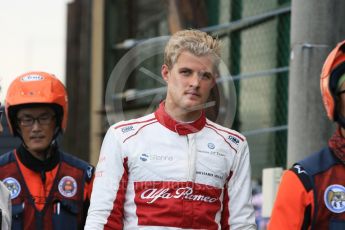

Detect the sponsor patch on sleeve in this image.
[228,135,240,145]
[121,125,134,133]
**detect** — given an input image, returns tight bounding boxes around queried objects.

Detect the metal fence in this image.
[220,0,291,180]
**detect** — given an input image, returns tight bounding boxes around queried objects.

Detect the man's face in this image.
[16,106,56,156]
[162,51,216,115]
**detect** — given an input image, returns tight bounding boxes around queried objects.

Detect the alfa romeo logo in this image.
[105,36,237,128]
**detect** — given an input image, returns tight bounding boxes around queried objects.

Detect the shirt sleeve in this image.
[267,170,314,230]
[226,141,257,229]
[85,127,128,230]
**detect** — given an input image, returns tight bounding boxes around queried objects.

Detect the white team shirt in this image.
[85,103,256,229]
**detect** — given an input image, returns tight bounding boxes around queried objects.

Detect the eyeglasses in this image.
[17,114,55,127]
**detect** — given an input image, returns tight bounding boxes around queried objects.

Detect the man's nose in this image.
[189,73,201,87]
[31,120,42,131]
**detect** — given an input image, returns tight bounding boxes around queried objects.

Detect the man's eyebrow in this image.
[201,70,213,75]
[178,67,192,70]
[178,67,213,73]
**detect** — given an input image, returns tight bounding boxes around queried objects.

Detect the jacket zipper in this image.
[187,134,197,182]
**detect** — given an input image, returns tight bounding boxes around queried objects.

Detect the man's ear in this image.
[161,64,169,82]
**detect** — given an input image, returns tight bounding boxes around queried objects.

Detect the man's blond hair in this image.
[164,29,221,69]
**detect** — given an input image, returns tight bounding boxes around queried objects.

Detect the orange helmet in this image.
[320,40,345,122]
[5,71,68,136]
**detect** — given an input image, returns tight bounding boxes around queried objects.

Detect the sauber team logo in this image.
[58,176,77,198]
[140,187,218,204]
[3,177,21,199]
[324,184,345,213]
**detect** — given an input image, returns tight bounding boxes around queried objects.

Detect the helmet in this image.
[5,71,68,136]
[320,40,345,123]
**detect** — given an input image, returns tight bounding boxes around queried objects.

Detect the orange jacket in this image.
[0,147,94,230]
[16,152,94,211]
[268,170,314,230]
[268,147,345,230]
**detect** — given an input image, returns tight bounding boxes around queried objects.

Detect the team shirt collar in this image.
[154,102,206,135]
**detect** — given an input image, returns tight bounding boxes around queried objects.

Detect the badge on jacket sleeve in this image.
[58,176,77,198]
[324,184,345,213]
[3,177,21,199]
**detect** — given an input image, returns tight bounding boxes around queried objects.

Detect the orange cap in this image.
[5,71,68,135]
[320,40,345,120]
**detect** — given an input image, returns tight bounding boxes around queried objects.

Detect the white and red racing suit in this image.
[85,103,256,230]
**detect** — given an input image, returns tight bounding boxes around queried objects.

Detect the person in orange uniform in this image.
[0,72,94,230]
[268,41,345,230]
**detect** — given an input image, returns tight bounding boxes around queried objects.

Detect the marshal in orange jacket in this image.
[268,147,345,230]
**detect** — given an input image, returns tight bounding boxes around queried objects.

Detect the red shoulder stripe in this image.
[123,121,158,143]
[114,117,156,129]
[205,122,244,141]
[205,125,237,153]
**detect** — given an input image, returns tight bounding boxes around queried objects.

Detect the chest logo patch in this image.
[3,177,21,199]
[58,176,77,198]
[207,143,215,149]
[324,184,345,213]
